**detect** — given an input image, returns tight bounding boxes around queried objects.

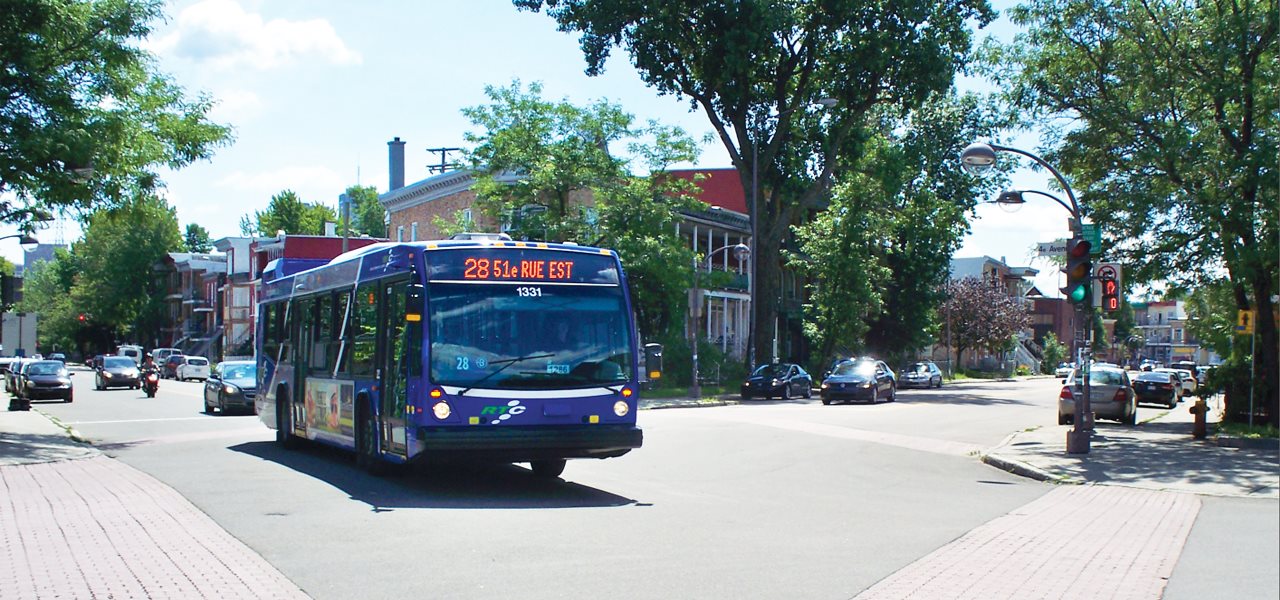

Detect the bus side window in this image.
[332,291,351,374]
[351,283,378,378]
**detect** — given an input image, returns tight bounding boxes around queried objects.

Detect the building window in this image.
[462,208,472,225]
[410,222,418,241]
[397,226,404,242]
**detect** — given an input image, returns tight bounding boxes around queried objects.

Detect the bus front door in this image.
[378,279,410,458]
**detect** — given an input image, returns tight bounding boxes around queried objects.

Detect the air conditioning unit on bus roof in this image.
[449,232,513,241]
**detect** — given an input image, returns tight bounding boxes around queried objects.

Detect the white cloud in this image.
[151,0,361,70]
[208,89,263,121]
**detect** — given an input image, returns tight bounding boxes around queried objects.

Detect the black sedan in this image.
[820,358,896,405]
[1132,371,1180,409]
[16,360,73,405]
[740,363,813,400]
[204,360,257,415]
[96,356,141,390]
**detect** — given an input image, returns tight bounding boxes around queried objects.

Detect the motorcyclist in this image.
[141,353,159,374]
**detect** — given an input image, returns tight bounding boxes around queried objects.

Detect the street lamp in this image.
[691,243,750,400]
[962,141,1094,454]
[0,233,40,251]
[748,98,837,369]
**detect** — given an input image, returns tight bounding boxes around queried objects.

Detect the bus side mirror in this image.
[644,343,663,382]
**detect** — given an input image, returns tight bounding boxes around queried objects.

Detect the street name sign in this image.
[1037,239,1068,257]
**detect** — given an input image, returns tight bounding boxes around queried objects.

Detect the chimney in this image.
[388,137,406,191]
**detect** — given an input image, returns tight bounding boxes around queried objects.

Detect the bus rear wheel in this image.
[530,459,566,479]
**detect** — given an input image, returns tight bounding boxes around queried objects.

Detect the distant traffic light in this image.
[78,313,86,322]
[0,273,13,307]
[1062,238,1092,305]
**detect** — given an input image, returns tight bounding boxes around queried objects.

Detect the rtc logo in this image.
[480,400,527,424]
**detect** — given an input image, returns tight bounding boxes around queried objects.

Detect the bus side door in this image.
[378,279,410,457]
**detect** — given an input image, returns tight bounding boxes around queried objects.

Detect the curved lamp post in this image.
[0,233,40,252]
[691,243,750,400]
[960,141,1094,454]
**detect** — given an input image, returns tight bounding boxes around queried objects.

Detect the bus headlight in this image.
[432,402,451,420]
[613,401,630,417]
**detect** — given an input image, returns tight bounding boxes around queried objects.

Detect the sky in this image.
[8,0,1073,296]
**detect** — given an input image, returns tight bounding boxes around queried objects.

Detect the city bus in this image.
[255,234,643,477]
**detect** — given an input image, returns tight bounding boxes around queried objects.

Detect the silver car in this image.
[1058,365,1136,426]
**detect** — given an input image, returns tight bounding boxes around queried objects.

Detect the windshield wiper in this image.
[457,353,555,396]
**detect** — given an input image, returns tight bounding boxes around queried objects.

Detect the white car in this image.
[175,356,211,381]
[1054,362,1074,378]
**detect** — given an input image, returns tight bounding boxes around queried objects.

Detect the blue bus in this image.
[256,235,643,477]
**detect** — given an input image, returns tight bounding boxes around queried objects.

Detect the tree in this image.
[22,196,183,349]
[985,0,1278,425]
[1039,331,1067,375]
[344,185,387,238]
[460,81,702,338]
[0,0,231,229]
[795,93,1004,367]
[240,190,337,236]
[941,277,1031,370]
[516,0,995,367]
[184,223,212,253]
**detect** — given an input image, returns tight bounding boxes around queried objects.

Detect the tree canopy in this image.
[240,190,338,236]
[985,0,1278,424]
[184,223,212,253]
[460,80,702,338]
[941,276,1031,369]
[516,0,995,366]
[344,185,387,238]
[0,0,231,229]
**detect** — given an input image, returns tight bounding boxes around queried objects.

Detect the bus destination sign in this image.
[429,248,619,285]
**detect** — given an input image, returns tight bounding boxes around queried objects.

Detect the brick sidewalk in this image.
[853,485,1200,600]
[0,455,308,600]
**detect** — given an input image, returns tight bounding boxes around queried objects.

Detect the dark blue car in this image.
[740,363,813,400]
[820,358,896,405]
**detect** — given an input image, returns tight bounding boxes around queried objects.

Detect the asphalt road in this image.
[31,369,1276,599]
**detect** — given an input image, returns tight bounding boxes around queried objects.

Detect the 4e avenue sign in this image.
[1094,263,1123,312]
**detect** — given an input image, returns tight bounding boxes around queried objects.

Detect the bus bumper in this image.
[416,425,642,461]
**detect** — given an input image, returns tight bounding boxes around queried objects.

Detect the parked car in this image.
[96,356,141,390]
[1058,365,1136,426]
[1054,362,1074,378]
[151,347,182,366]
[6,358,32,395]
[204,361,257,414]
[1132,371,1180,409]
[18,360,74,403]
[162,354,186,379]
[899,361,943,389]
[0,357,17,380]
[47,352,66,363]
[175,356,211,381]
[1154,368,1196,396]
[820,358,896,405]
[740,363,813,400]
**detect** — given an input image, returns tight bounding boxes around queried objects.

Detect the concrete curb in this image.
[35,409,94,446]
[1213,435,1280,451]
[979,452,1065,483]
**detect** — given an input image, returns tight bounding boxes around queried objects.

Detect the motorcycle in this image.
[143,371,159,398]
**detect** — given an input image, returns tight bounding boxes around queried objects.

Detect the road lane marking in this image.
[700,413,985,457]
[67,416,237,425]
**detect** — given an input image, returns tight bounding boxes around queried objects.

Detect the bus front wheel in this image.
[530,459,566,479]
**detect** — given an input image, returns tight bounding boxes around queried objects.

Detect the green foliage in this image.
[516,0,996,366]
[1184,281,1238,359]
[184,223,212,252]
[985,0,1278,425]
[1039,332,1067,375]
[460,81,701,337]
[0,0,231,228]
[344,185,387,238]
[19,196,182,351]
[240,190,337,236]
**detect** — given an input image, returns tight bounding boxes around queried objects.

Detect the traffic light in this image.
[1062,238,1092,305]
[78,313,86,323]
[0,273,13,308]
[1100,277,1121,312]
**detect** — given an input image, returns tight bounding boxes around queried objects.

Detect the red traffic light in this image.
[78,313,86,322]
[1067,239,1091,258]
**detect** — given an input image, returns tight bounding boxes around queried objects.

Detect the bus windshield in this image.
[428,282,631,389]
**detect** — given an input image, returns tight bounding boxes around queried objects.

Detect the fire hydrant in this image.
[1190,398,1208,439]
